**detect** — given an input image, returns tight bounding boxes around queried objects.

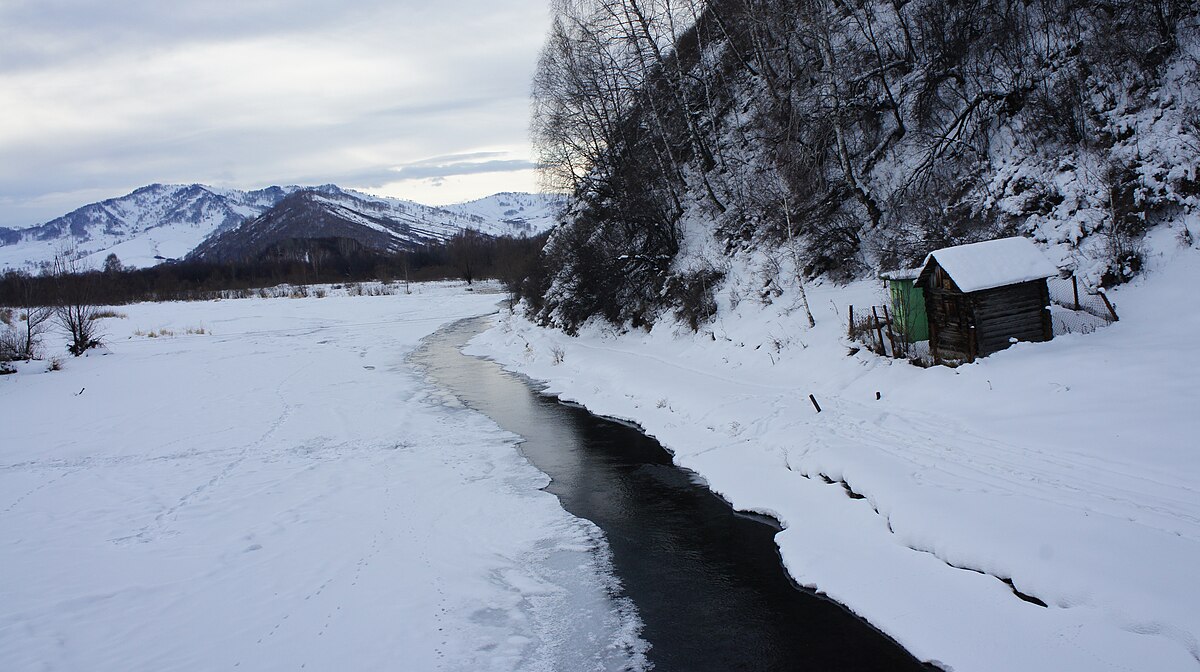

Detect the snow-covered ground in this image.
[470,235,1200,671]
[0,283,644,671]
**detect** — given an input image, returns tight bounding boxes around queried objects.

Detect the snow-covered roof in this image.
[880,267,922,281]
[918,237,1058,293]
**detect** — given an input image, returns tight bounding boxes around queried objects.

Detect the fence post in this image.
[1099,291,1120,322]
[872,306,887,356]
[1072,275,1080,311]
[848,305,854,338]
[881,304,900,358]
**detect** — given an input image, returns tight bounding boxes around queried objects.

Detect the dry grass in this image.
[134,325,206,338]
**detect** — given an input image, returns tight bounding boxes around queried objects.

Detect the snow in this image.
[469,237,1200,671]
[444,193,564,238]
[918,236,1061,293]
[879,267,921,281]
[0,283,645,671]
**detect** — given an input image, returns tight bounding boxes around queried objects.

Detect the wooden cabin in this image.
[914,237,1058,363]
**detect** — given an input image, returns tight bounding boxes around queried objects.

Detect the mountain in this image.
[190,186,459,262]
[443,192,565,238]
[0,184,563,271]
[0,184,297,272]
[188,186,564,263]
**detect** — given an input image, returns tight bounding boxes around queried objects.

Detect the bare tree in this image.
[52,252,103,356]
[1,271,54,360]
[447,229,490,285]
[103,253,124,275]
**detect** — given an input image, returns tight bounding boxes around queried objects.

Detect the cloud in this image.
[390,157,539,182]
[0,0,551,226]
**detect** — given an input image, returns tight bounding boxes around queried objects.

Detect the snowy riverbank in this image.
[469,243,1200,671]
[0,283,644,671]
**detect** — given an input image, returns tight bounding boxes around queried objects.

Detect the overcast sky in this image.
[0,0,552,228]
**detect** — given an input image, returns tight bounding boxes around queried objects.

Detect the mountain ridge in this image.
[0,184,563,271]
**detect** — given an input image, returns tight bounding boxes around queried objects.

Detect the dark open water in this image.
[415,316,935,672]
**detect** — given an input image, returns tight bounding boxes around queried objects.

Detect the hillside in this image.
[190,187,564,263]
[526,0,1200,331]
[189,187,459,262]
[444,192,565,238]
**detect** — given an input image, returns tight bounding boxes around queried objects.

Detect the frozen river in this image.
[417,315,932,671]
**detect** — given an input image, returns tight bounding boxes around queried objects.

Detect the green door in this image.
[889,280,929,342]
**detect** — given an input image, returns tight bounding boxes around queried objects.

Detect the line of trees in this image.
[0,232,548,362]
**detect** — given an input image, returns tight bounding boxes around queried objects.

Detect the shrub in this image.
[664,267,725,332]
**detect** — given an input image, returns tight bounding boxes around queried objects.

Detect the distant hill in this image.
[443,192,563,238]
[0,184,563,271]
[0,184,295,271]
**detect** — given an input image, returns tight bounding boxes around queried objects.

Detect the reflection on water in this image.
[415,317,933,672]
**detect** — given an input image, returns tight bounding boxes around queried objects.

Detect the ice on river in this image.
[0,282,645,672]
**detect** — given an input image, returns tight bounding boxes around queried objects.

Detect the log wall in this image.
[922,264,1052,363]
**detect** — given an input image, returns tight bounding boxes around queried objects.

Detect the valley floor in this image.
[0,283,643,671]
[5,241,1199,671]
[469,241,1200,671]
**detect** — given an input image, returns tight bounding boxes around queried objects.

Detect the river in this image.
[414,315,932,671]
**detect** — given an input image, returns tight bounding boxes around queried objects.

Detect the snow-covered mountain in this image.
[0,184,564,271]
[189,186,563,263]
[0,184,297,271]
[444,192,565,238]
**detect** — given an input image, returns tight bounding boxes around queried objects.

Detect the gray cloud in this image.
[0,0,551,226]
[392,158,539,182]
[290,156,537,190]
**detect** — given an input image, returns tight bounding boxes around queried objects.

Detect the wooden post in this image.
[1041,280,1054,341]
[1099,291,1119,322]
[871,306,887,356]
[929,311,940,365]
[1071,275,1080,311]
[848,305,854,338]
[882,304,900,357]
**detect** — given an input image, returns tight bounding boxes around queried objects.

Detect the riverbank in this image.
[467,244,1200,671]
[0,283,644,671]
